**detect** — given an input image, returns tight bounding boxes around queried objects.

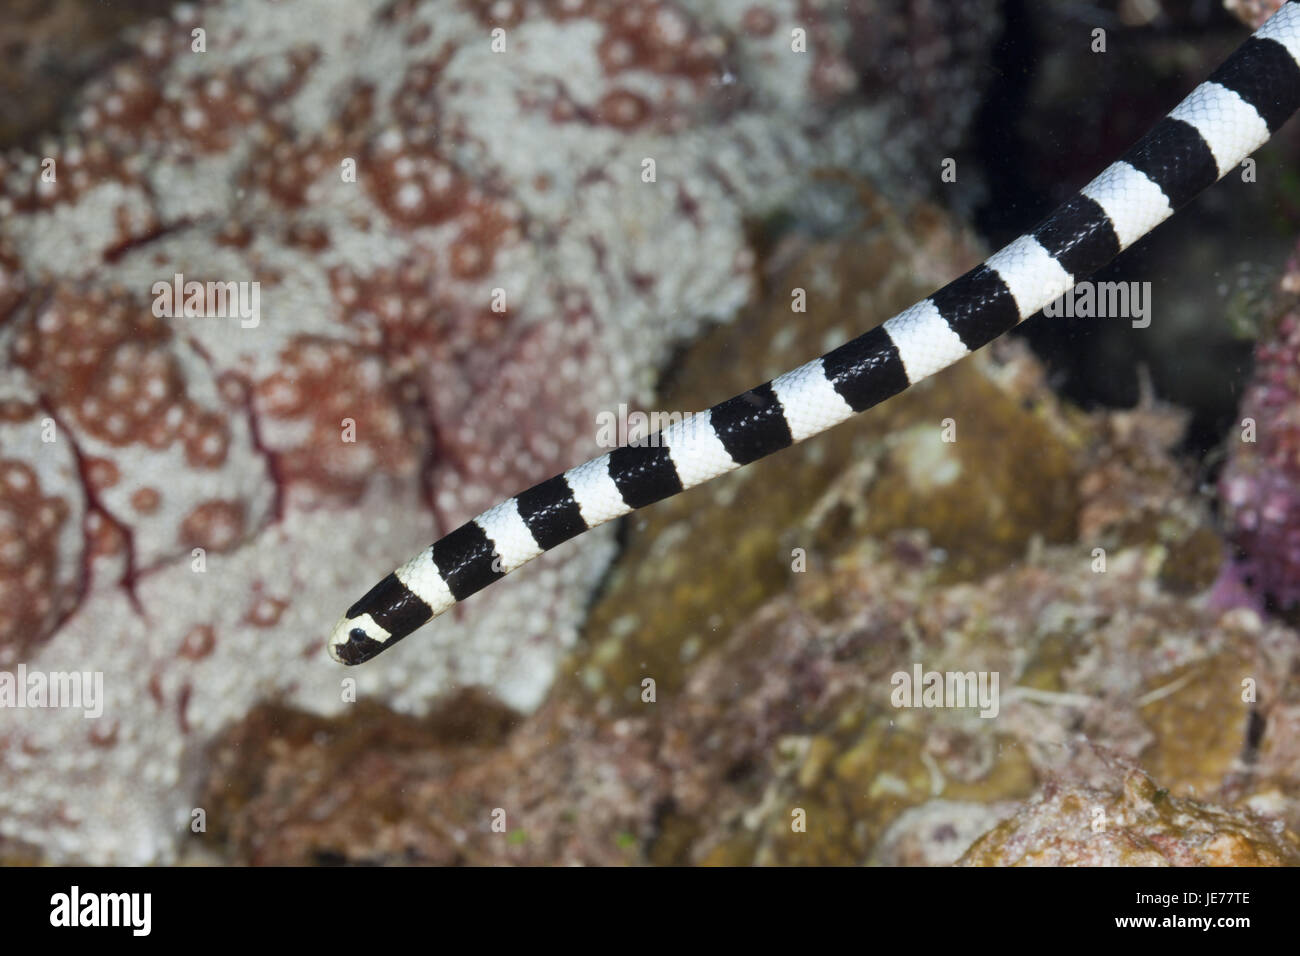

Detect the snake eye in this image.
[334,624,386,665]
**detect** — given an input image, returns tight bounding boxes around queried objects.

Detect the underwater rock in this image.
[0,0,1000,864]
[197,695,665,866]
[959,768,1300,866]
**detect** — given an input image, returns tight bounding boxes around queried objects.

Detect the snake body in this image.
[330,3,1300,666]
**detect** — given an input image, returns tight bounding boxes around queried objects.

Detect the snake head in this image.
[327,614,392,665]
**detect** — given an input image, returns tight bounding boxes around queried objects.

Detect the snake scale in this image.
[329,2,1300,666]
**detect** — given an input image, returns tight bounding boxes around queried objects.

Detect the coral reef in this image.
[0,0,1000,863]
[9,0,1293,869]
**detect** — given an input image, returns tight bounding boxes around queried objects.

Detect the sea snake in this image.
[329,2,1300,666]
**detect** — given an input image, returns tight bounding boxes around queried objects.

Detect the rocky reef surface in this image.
[192,201,1300,865]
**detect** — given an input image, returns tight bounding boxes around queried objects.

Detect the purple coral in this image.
[1220,275,1300,613]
